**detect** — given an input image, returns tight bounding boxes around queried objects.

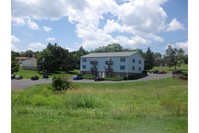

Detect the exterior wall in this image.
[80,52,144,77]
[22,59,37,70]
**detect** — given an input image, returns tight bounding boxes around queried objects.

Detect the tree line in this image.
[11,43,188,74]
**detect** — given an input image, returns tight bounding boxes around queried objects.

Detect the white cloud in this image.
[26,18,39,30]
[12,17,25,25]
[103,19,133,33]
[43,26,52,32]
[164,41,188,53]
[46,37,55,42]
[166,18,184,31]
[12,0,186,51]
[28,42,46,51]
[117,0,167,33]
[11,44,19,52]
[176,41,188,49]
[11,35,20,43]
[11,35,20,52]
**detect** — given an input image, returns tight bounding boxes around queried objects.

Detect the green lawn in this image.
[12,78,188,133]
[14,69,80,79]
[150,64,188,73]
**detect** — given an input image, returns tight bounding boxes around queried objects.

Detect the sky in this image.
[11,0,188,54]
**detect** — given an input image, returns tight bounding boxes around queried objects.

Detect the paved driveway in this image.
[11,79,52,90]
[11,74,172,90]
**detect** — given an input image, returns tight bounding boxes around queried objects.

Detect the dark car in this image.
[31,75,39,80]
[43,74,49,79]
[11,75,15,79]
[72,75,83,80]
[94,77,105,81]
[15,75,23,80]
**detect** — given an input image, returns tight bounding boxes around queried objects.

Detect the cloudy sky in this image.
[11,0,188,54]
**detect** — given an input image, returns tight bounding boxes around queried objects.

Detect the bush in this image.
[105,76,123,81]
[153,70,159,74]
[128,74,143,80]
[82,74,95,79]
[172,70,183,75]
[52,76,72,91]
[158,71,167,74]
[182,72,188,77]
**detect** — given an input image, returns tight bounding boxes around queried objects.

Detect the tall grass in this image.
[151,64,188,73]
[12,78,187,133]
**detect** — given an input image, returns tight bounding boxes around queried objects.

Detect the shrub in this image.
[158,71,167,74]
[52,76,72,91]
[172,70,183,75]
[182,72,188,77]
[128,74,143,80]
[153,70,159,74]
[105,76,123,81]
[82,74,95,79]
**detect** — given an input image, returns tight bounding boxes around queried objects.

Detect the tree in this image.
[177,48,185,65]
[132,48,144,57]
[93,43,123,52]
[71,46,88,69]
[164,45,184,70]
[11,51,20,74]
[144,47,154,70]
[24,50,34,57]
[183,54,188,64]
[37,43,75,73]
[154,52,162,59]
[105,43,123,52]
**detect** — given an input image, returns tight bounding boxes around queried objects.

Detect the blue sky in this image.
[11,0,188,54]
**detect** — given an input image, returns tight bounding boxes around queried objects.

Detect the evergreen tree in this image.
[144,47,154,70]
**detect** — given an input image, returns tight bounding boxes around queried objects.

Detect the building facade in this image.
[80,51,144,78]
[21,58,37,70]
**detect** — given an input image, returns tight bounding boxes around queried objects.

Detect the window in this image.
[139,60,141,64]
[139,67,141,71]
[120,58,125,62]
[132,59,135,63]
[82,58,87,62]
[82,65,86,69]
[132,66,135,71]
[120,66,125,70]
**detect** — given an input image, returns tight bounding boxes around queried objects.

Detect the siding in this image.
[80,52,144,74]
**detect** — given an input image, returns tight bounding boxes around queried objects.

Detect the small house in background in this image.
[80,51,144,78]
[16,57,37,70]
[16,57,30,64]
[154,58,167,67]
[22,58,37,70]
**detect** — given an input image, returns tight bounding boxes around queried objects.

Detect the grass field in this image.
[14,69,80,79]
[12,78,188,133]
[150,64,188,73]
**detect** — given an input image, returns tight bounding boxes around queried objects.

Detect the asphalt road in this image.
[11,78,52,90]
[11,74,173,90]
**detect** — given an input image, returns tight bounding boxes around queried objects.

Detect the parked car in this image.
[31,75,39,80]
[15,75,23,80]
[72,75,83,80]
[11,74,15,79]
[94,77,105,81]
[43,74,49,79]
